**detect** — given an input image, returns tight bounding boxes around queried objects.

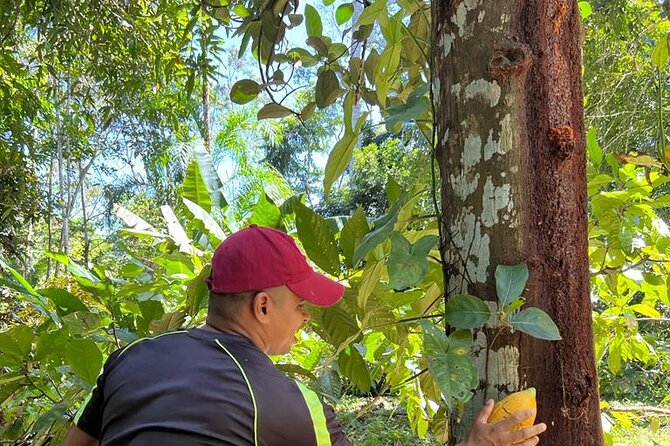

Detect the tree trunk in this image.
[432,2,604,445]
[79,160,90,265]
[201,11,212,152]
[47,152,54,278]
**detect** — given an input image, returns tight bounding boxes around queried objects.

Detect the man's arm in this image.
[62,425,98,446]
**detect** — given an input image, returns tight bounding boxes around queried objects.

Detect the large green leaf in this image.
[445,294,491,329]
[338,345,372,393]
[304,4,323,37]
[113,204,158,233]
[495,263,529,306]
[66,339,103,387]
[183,198,226,244]
[340,207,370,267]
[0,325,34,365]
[320,305,359,348]
[384,83,430,128]
[183,160,213,213]
[160,205,199,255]
[248,192,282,228]
[509,308,562,341]
[387,232,438,290]
[323,100,367,196]
[421,322,477,408]
[355,0,387,26]
[357,260,384,310]
[38,288,89,315]
[194,147,226,211]
[294,202,340,276]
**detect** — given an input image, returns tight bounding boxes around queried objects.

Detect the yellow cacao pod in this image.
[487,387,537,432]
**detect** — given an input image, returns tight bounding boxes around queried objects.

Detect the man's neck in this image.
[201,318,268,354]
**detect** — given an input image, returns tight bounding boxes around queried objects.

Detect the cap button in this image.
[249,224,258,228]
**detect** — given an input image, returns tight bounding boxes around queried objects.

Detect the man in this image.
[64,225,546,446]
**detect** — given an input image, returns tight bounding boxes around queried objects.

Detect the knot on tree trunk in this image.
[488,40,532,79]
[548,125,575,160]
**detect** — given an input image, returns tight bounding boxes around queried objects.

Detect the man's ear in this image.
[251,292,271,323]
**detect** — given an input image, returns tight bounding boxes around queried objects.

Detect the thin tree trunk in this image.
[55,91,64,276]
[201,11,212,152]
[47,153,53,278]
[61,155,70,257]
[79,160,90,265]
[433,1,604,445]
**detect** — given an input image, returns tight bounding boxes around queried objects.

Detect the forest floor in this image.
[337,397,670,446]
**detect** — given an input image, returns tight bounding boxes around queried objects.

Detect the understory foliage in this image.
[1,0,670,445]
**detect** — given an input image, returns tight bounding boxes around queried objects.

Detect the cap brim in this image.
[287,271,344,307]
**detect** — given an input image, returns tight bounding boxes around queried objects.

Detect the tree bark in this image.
[433,1,604,445]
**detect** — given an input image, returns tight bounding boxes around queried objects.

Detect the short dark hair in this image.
[207,290,258,321]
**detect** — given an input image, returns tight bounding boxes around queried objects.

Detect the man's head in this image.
[204,225,344,354]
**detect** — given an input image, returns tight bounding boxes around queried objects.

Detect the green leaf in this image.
[38,288,89,315]
[294,202,340,275]
[186,265,211,317]
[305,4,323,37]
[357,260,384,310]
[577,1,592,19]
[257,103,294,120]
[154,254,196,280]
[183,160,213,212]
[32,403,69,433]
[183,198,226,244]
[0,325,34,364]
[340,208,370,267]
[234,3,250,17]
[387,233,437,290]
[352,193,406,264]
[495,263,529,306]
[160,205,197,255]
[66,339,103,386]
[630,303,661,318]
[586,127,603,166]
[150,311,186,334]
[315,70,341,109]
[445,294,491,329]
[421,322,477,409]
[652,36,669,69]
[338,345,372,393]
[384,83,430,128]
[248,192,282,228]
[355,0,387,26]
[230,79,262,104]
[320,305,360,348]
[336,3,354,25]
[509,307,562,341]
[194,146,226,210]
[300,101,318,120]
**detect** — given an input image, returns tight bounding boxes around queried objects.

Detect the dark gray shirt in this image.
[76,329,352,446]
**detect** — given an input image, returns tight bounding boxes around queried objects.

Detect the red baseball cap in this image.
[204,225,344,306]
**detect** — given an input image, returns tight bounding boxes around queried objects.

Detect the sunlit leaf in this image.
[230,79,262,104]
